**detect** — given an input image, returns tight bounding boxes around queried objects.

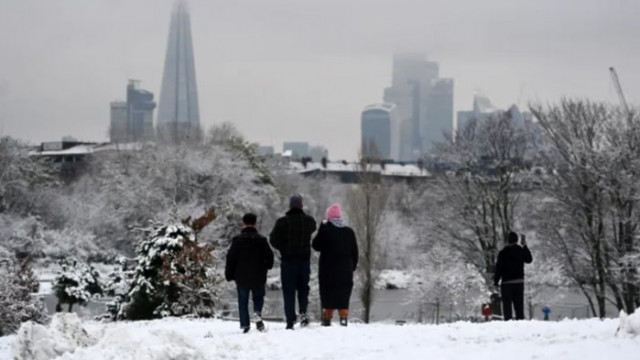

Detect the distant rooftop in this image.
[289,160,430,178]
[363,103,396,113]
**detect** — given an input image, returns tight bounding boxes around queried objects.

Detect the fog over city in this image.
[1,0,639,159]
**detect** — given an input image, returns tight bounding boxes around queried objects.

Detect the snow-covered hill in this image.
[1,315,638,360]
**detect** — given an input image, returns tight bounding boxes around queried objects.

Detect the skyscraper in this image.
[157,0,201,143]
[383,54,454,161]
[361,103,399,161]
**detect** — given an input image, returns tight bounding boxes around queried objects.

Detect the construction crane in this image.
[609,66,630,113]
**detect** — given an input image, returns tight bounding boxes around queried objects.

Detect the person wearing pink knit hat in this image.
[312,203,359,326]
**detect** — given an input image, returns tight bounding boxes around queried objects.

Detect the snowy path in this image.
[1,317,638,360]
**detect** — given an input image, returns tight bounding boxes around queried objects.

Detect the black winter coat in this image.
[269,208,317,261]
[312,221,358,309]
[494,244,533,286]
[225,227,274,289]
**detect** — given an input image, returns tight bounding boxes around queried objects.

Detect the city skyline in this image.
[0,0,639,160]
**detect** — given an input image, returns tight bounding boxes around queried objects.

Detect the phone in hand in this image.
[521,234,526,245]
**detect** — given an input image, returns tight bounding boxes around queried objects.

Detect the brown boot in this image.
[322,309,334,326]
[339,309,349,326]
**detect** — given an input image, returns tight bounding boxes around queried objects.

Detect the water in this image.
[40,287,610,323]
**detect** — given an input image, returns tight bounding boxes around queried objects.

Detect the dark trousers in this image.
[236,285,265,328]
[280,260,310,325]
[501,283,525,321]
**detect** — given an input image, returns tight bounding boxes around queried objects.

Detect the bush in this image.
[52,258,102,312]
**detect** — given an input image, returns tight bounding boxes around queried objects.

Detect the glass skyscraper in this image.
[157,0,201,143]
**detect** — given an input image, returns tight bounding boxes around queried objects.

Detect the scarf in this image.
[328,218,346,228]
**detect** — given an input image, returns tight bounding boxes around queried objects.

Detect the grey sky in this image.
[1,0,639,160]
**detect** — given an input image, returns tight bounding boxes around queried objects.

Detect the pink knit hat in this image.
[325,203,342,219]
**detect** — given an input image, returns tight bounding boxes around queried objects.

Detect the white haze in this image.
[0,0,639,159]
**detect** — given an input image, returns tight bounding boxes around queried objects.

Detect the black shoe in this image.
[339,317,348,327]
[286,323,294,330]
[242,327,250,333]
[300,313,309,327]
[252,313,265,332]
[321,318,331,327]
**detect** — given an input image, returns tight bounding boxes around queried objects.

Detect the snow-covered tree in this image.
[52,258,102,312]
[0,253,48,335]
[531,100,640,316]
[0,137,59,216]
[111,208,220,320]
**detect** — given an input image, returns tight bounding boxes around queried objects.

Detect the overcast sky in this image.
[1,0,639,160]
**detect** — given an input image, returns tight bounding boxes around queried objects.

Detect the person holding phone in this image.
[493,231,533,320]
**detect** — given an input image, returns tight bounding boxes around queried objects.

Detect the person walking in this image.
[312,204,358,327]
[225,213,274,333]
[269,194,317,329]
[493,231,533,321]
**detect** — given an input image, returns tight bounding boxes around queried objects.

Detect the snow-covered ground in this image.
[2,315,639,360]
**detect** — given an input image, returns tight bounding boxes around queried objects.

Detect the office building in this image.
[109,80,156,143]
[361,103,399,160]
[383,54,454,161]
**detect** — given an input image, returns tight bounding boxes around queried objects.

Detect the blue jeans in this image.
[280,260,310,325]
[236,285,265,328]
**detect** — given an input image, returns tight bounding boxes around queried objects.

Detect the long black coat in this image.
[493,244,533,286]
[312,221,358,309]
[269,208,317,261]
[225,227,274,289]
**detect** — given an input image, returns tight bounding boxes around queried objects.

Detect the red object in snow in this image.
[482,304,492,321]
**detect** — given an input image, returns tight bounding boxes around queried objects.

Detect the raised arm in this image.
[522,246,533,264]
[312,222,326,252]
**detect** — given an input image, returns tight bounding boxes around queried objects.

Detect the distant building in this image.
[257,145,274,157]
[283,142,310,159]
[309,145,328,162]
[456,95,539,154]
[156,1,202,143]
[110,80,156,143]
[288,160,430,184]
[383,54,454,161]
[31,141,143,181]
[456,94,533,132]
[456,94,498,132]
[425,78,454,148]
[109,101,127,142]
[361,103,399,160]
[127,80,156,141]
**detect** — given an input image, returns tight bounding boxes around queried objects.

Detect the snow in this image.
[3,314,639,360]
[619,309,640,335]
[375,269,416,289]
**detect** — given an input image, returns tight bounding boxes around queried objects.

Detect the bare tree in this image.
[531,99,640,316]
[425,110,533,315]
[347,142,389,323]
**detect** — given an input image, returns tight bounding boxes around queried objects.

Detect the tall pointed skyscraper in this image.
[157,0,201,143]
